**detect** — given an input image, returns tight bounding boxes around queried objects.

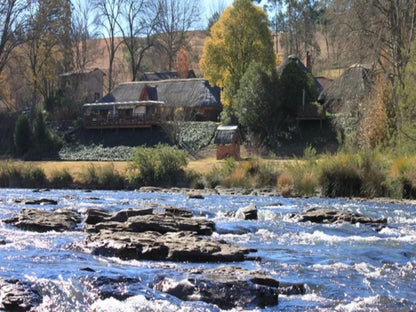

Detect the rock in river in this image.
[4,208,81,232]
[81,230,253,262]
[235,203,258,220]
[0,279,41,312]
[154,266,279,309]
[85,208,214,235]
[291,208,387,225]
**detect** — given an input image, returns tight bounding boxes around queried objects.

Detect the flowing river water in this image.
[0,188,415,311]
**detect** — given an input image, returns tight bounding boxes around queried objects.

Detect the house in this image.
[276,55,325,123]
[140,70,196,81]
[83,78,222,129]
[59,68,105,103]
[318,64,373,113]
[213,125,241,160]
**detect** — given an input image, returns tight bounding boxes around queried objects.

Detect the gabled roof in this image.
[214,126,241,144]
[318,64,373,113]
[277,55,323,95]
[97,78,222,108]
[140,70,196,81]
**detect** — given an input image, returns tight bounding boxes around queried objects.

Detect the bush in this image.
[320,162,362,197]
[0,162,22,187]
[49,168,73,189]
[79,163,125,189]
[0,162,47,188]
[277,172,294,197]
[129,144,188,187]
[21,165,47,188]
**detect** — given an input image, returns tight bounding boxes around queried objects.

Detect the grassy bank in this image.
[2,148,416,199]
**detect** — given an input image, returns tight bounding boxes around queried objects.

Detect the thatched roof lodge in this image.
[83,78,222,129]
[213,125,241,160]
[318,64,373,113]
[140,70,196,81]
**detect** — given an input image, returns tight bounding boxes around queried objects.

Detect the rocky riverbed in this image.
[0,188,415,311]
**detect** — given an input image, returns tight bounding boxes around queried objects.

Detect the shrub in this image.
[79,163,125,190]
[97,163,125,189]
[49,168,73,189]
[319,156,362,197]
[389,155,416,199]
[0,162,47,188]
[21,165,47,188]
[277,172,294,197]
[129,144,188,187]
[0,162,22,187]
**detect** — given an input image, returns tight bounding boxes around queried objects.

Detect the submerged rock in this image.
[0,279,41,312]
[82,230,253,262]
[4,208,81,232]
[14,198,58,205]
[154,266,279,309]
[236,203,258,220]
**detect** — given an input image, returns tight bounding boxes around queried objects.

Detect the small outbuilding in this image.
[213,125,241,160]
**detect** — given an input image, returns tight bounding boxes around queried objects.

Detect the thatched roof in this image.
[318,64,373,113]
[276,55,323,95]
[140,70,196,81]
[98,78,222,109]
[214,126,241,145]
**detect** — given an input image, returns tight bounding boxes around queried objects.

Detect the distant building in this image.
[59,68,105,103]
[318,64,373,113]
[83,78,222,129]
[213,125,241,160]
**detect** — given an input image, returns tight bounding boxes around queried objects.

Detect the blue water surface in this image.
[0,188,415,311]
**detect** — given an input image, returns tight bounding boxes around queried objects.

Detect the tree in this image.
[0,0,27,76]
[326,0,416,145]
[71,1,94,72]
[235,62,281,147]
[176,46,189,78]
[200,0,275,107]
[155,0,200,70]
[25,0,72,105]
[14,114,31,155]
[118,0,159,81]
[93,0,123,91]
[263,0,322,59]
[279,61,317,115]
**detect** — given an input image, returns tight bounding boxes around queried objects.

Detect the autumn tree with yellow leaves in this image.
[200,0,275,110]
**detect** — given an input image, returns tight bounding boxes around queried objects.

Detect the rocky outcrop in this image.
[236,203,258,220]
[154,266,279,309]
[4,208,81,232]
[291,208,387,225]
[85,208,214,235]
[77,207,257,262]
[0,279,41,312]
[82,230,253,262]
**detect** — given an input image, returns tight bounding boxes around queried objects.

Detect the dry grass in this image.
[18,157,293,184]
[25,161,129,183]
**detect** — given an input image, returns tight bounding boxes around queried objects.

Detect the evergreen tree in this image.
[14,114,31,155]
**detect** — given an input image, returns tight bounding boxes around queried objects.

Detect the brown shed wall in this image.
[216,142,240,160]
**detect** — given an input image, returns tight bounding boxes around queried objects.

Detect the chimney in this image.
[306,51,312,72]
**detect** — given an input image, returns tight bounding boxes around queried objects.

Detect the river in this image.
[0,188,415,311]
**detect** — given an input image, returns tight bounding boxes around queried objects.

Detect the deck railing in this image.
[84,113,161,129]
